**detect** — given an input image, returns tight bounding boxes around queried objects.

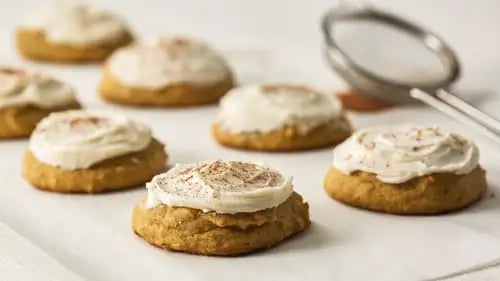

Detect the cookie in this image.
[0,68,80,139]
[212,120,351,152]
[212,84,352,151]
[132,160,310,255]
[16,3,132,63]
[22,110,167,193]
[324,167,486,215]
[99,37,234,106]
[324,125,487,214]
[337,90,391,112]
[99,67,234,107]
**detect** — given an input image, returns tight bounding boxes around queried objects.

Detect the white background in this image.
[1,1,500,280]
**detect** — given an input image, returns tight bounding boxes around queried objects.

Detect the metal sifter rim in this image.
[322,5,461,103]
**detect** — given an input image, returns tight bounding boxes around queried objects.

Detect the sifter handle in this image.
[410,88,500,145]
[435,88,500,133]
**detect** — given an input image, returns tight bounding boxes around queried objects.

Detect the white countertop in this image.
[1,1,500,280]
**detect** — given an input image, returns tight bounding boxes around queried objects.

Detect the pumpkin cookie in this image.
[212,84,352,151]
[0,68,80,139]
[22,110,167,193]
[324,125,487,215]
[99,36,234,106]
[16,3,132,63]
[132,160,310,255]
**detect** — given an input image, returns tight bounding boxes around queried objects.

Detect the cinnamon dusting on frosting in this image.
[0,68,76,108]
[0,68,26,76]
[155,160,284,196]
[333,125,479,184]
[21,3,129,46]
[146,160,293,214]
[261,84,315,95]
[68,116,102,126]
[216,84,345,134]
[29,110,151,170]
[107,36,231,89]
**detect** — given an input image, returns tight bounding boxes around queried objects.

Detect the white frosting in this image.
[107,37,231,89]
[146,160,294,214]
[0,68,76,109]
[333,125,480,183]
[216,84,344,133]
[21,2,128,46]
[29,110,152,170]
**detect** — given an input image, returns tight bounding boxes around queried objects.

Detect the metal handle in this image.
[436,89,500,133]
[410,88,500,145]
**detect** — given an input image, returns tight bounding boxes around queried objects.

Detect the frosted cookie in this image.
[16,3,133,63]
[99,36,234,106]
[22,110,167,193]
[132,160,310,255]
[324,125,487,215]
[212,84,352,151]
[0,68,80,139]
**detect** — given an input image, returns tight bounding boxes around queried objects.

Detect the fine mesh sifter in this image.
[322,3,500,144]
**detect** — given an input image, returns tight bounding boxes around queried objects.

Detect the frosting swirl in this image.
[333,125,480,183]
[146,160,294,214]
[21,3,128,46]
[0,68,76,109]
[107,37,231,89]
[216,84,344,133]
[29,110,151,170]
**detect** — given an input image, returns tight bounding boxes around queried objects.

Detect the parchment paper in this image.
[1,3,500,280]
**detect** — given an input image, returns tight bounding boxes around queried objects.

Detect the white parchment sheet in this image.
[0,58,499,280]
[0,223,84,281]
[1,3,500,277]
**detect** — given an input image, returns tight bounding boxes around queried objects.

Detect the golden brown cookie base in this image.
[338,91,391,112]
[323,166,487,215]
[0,103,81,139]
[212,118,352,152]
[98,67,234,107]
[22,139,167,193]
[16,28,133,63]
[132,192,310,255]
